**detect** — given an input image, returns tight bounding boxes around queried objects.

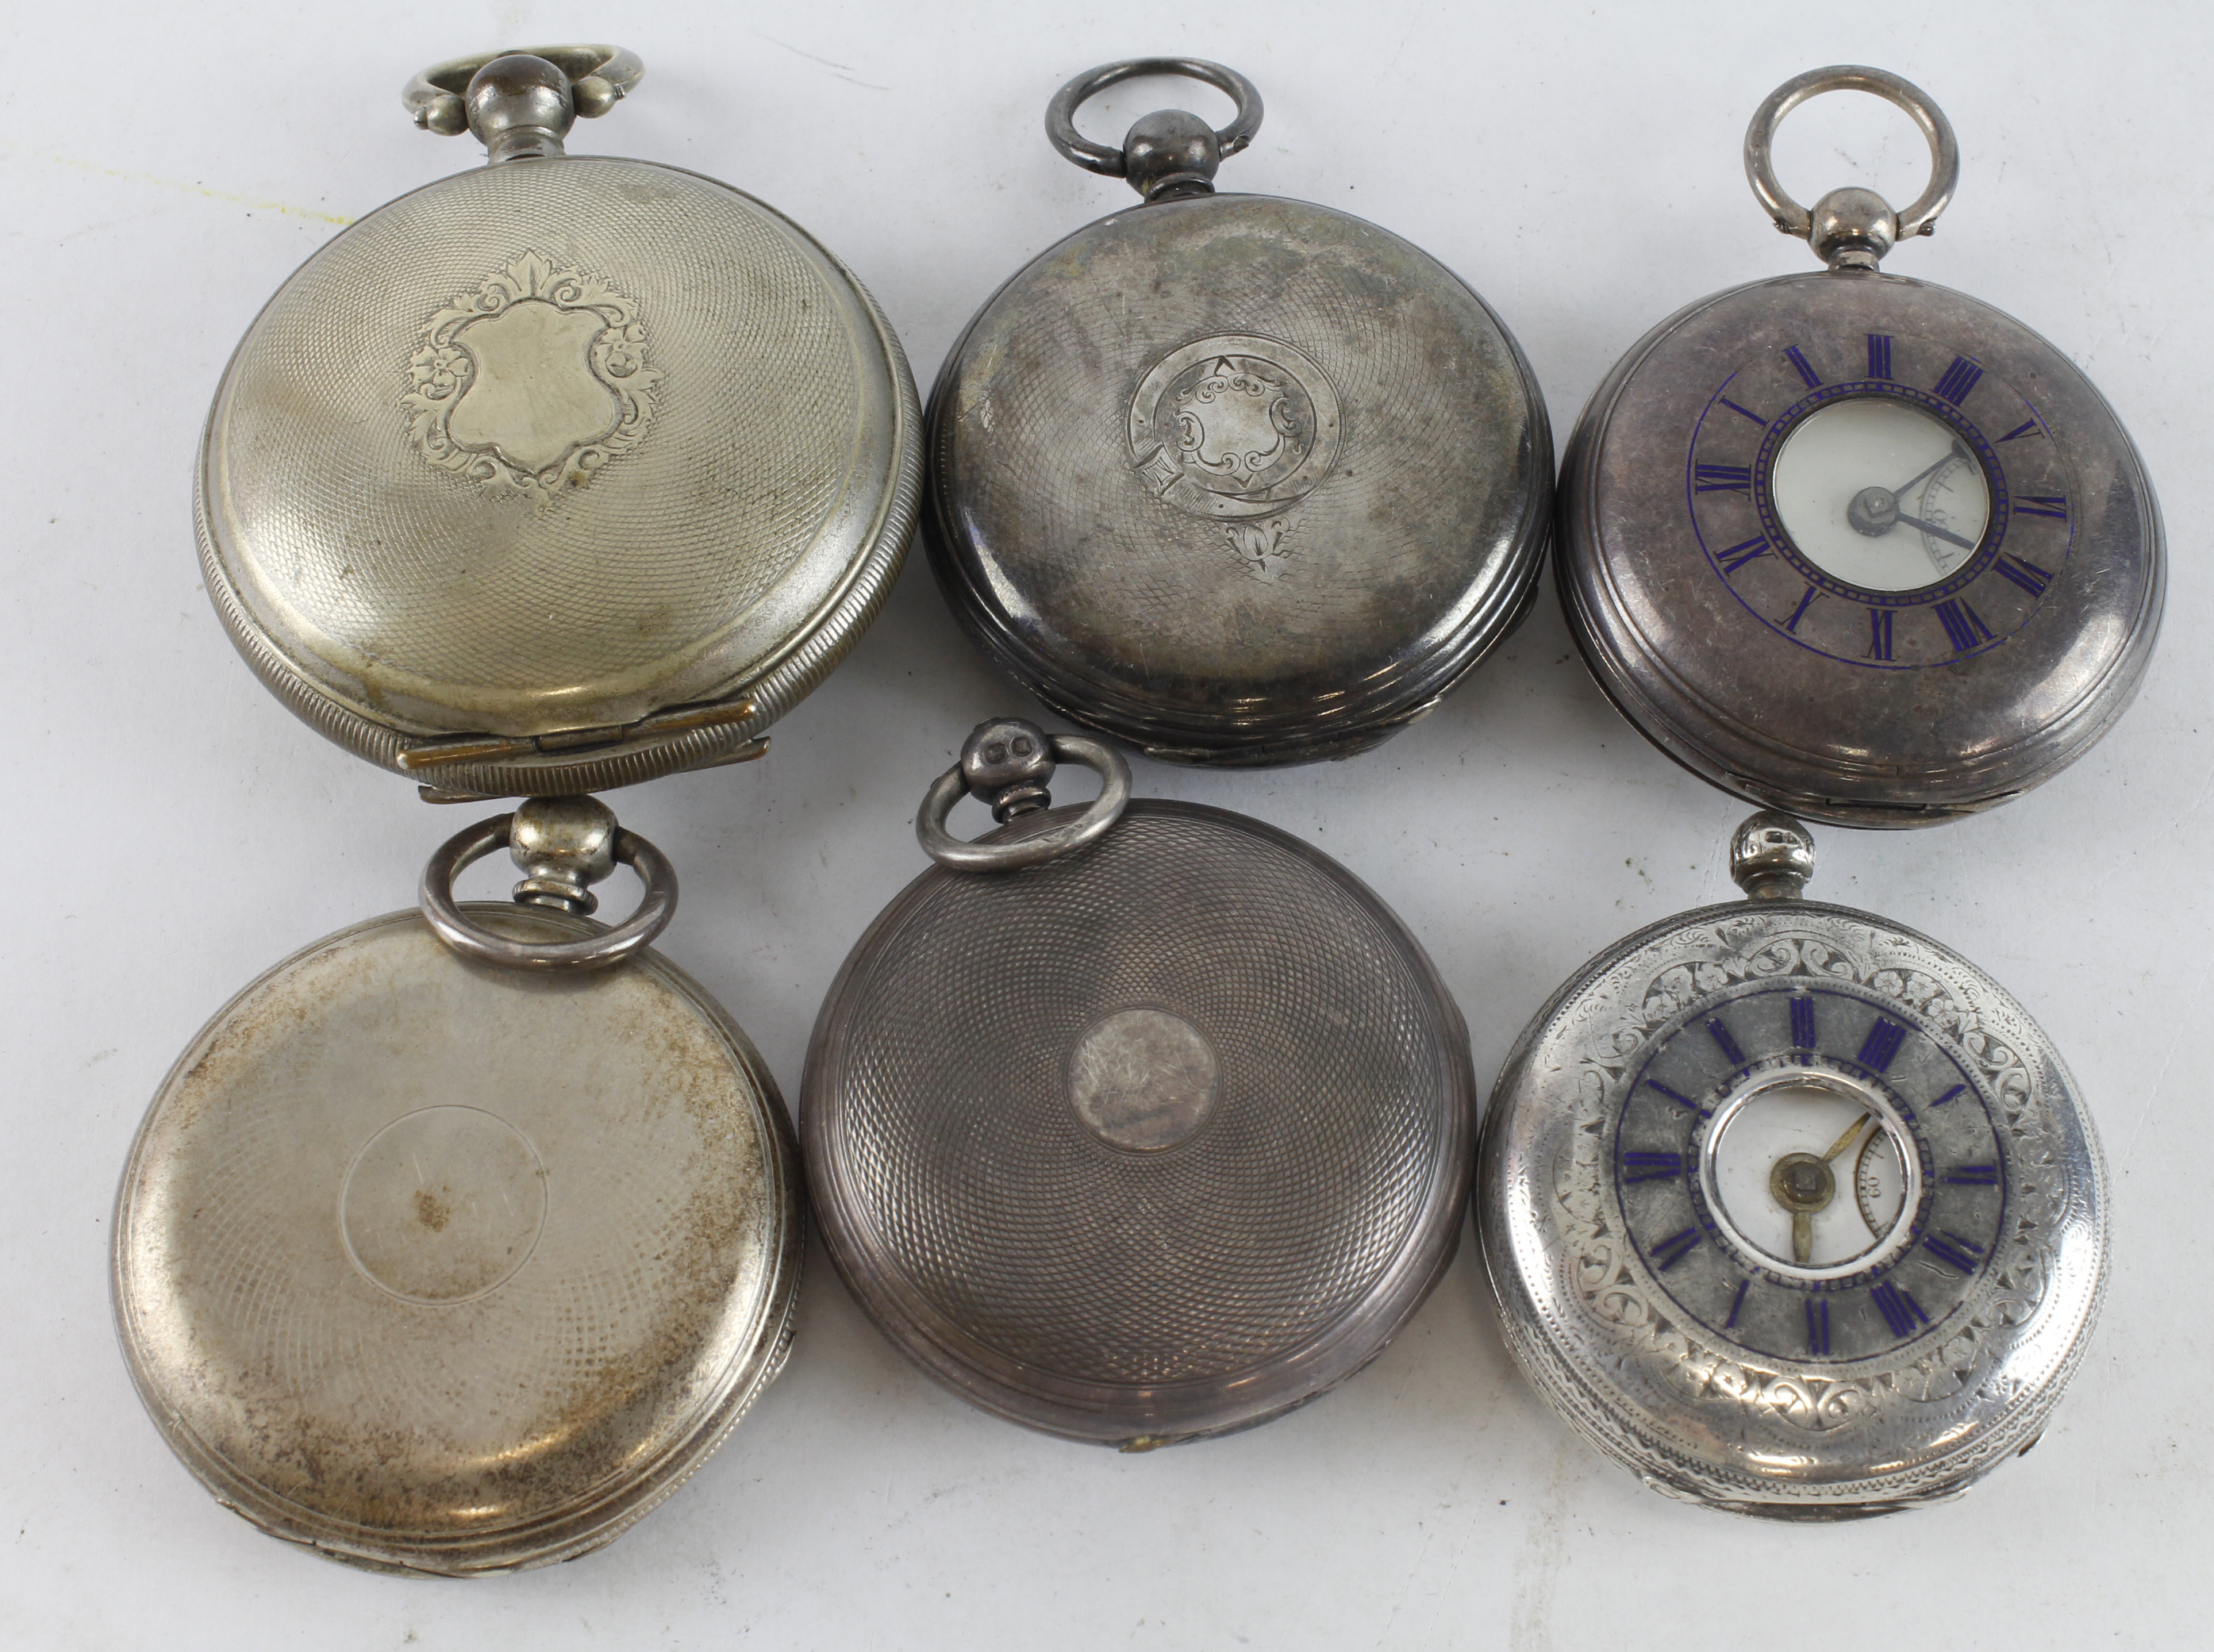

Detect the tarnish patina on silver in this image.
[1559,69,2162,826]
[198,47,921,798]
[805,722,1474,1445]
[928,60,1552,766]
[405,45,644,159]
[915,717,1133,871]
[419,794,677,970]
[1478,813,2107,1518]
[1745,66,1958,269]
[113,896,803,1574]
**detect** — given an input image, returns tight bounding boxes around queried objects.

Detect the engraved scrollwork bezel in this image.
[1478,899,2106,1516]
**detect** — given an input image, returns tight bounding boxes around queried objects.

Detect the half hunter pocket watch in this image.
[928,60,1553,766]
[113,799,802,1573]
[198,46,920,802]
[1559,67,2162,826]
[803,719,1474,1444]
[1479,813,2106,1518]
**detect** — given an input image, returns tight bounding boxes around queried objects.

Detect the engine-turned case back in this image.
[804,720,1474,1444]
[1479,813,2106,1517]
[928,60,1553,766]
[198,47,921,801]
[1558,67,2162,826]
[113,798,803,1573]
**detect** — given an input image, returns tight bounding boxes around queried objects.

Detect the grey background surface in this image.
[3,2,2203,1646]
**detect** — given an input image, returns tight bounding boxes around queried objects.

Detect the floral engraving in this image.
[403,252,659,501]
[1554,918,2060,1437]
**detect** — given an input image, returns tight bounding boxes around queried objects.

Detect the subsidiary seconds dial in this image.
[1687,330,2078,668]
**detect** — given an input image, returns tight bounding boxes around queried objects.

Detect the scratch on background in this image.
[6,144,352,224]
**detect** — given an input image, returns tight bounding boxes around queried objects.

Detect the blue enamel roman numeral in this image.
[1930,1083,1967,1108]
[1720,397,1767,426]
[2015,496,2070,521]
[1993,555,2054,597]
[1858,1017,1908,1072]
[1933,598,1995,652]
[1695,463,1753,494]
[1933,355,1985,405]
[1999,419,2040,442]
[1805,1297,1832,1356]
[1790,996,1816,1051]
[1651,1227,1704,1272]
[1923,1231,1985,1274]
[1706,1018,1746,1066]
[1725,1279,1750,1329]
[1785,345,1822,389]
[1620,1151,1685,1184]
[1870,1281,1930,1339]
[1866,334,1893,380]
[1645,1078,1703,1113]
[1785,585,1819,633]
[1719,534,1770,574]
[1866,609,1893,661]
[1943,1164,2000,1186]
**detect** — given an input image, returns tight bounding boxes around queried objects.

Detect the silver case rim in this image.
[110,905,806,1576]
[195,159,922,798]
[1476,895,2108,1517]
[1558,270,2163,828]
[801,799,1477,1445]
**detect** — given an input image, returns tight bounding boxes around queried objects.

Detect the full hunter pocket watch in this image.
[928,60,1552,766]
[199,45,919,802]
[1479,813,2106,1518]
[113,798,802,1573]
[804,719,1474,1444]
[1559,67,2162,826]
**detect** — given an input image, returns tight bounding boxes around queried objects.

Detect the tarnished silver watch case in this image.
[113,800,803,1574]
[1559,67,2162,827]
[928,60,1553,766]
[198,47,921,801]
[804,720,1474,1445]
[1479,813,2106,1518]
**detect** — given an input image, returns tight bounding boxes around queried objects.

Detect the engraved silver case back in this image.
[928,60,1552,766]
[1478,816,2106,1518]
[1559,68,2162,826]
[113,905,802,1574]
[804,784,1474,1445]
[198,50,921,798]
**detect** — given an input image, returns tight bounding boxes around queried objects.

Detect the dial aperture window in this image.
[1769,397,1992,590]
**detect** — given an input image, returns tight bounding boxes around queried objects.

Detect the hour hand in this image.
[1896,512,1977,551]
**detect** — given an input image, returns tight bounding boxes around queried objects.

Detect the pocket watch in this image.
[803,719,1474,1445]
[199,46,921,802]
[928,60,1553,766]
[1478,813,2106,1518]
[112,797,802,1573]
[1559,67,2162,826]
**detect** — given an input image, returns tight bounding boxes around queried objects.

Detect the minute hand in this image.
[1897,512,1978,551]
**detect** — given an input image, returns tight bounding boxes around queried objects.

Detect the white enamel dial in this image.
[1768,397,1992,590]
[1705,1075,1916,1277]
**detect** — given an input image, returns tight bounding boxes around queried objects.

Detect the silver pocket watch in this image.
[199,45,921,803]
[113,797,803,1573]
[928,60,1553,766]
[1559,67,2162,826]
[803,719,1474,1444]
[1479,813,2106,1518]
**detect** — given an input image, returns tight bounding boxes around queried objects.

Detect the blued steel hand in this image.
[1885,441,1968,504]
[1897,512,1976,551]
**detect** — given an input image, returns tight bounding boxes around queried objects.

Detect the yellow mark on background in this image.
[6,144,354,225]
